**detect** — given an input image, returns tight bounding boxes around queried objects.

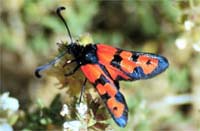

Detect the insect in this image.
[35,7,169,127]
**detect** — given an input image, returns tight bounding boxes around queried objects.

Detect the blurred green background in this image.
[1,0,200,130]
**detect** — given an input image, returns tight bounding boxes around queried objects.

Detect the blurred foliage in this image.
[1,0,200,131]
[19,94,64,130]
[169,67,190,93]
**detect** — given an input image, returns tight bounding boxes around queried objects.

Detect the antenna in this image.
[56,6,73,43]
[35,49,67,78]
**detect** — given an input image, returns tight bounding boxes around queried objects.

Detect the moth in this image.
[35,7,169,127]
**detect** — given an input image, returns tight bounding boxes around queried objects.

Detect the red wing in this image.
[81,64,128,127]
[96,44,169,81]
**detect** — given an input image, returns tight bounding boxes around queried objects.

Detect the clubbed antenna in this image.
[56,6,73,43]
[35,7,73,78]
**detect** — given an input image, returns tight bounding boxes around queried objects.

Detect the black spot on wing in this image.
[101,93,110,102]
[110,49,122,68]
[94,75,108,86]
[114,55,122,62]
[111,55,122,68]
[131,53,139,62]
[146,59,151,65]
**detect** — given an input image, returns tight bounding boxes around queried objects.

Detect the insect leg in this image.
[78,78,87,104]
[64,65,80,76]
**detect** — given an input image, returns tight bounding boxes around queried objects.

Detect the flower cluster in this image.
[0,92,20,131]
[60,93,112,131]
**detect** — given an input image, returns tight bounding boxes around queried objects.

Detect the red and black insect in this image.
[35,7,169,127]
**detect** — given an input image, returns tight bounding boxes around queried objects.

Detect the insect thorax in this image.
[67,43,98,65]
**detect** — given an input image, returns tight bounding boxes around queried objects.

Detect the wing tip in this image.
[114,114,128,127]
[113,92,128,128]
[157,55,169,73]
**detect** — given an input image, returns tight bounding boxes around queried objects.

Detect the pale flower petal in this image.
[175,38,187,50]
[184,20,194,31]
[193,42,200,52]
[0,92,19,112]
[0,123,13,131]
[76,103,88,116]
[60,104,69,117]
[63,120,81,131]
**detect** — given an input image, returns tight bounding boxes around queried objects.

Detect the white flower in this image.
[0,92,19,131]
[193,42,200,52]
[63,120,81,131]
[0,92,19,112]
[175,38,187,50]
[60,104,69,117]
[0,123,13,131]
[184,20,194,31]
[76,103,88,116]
